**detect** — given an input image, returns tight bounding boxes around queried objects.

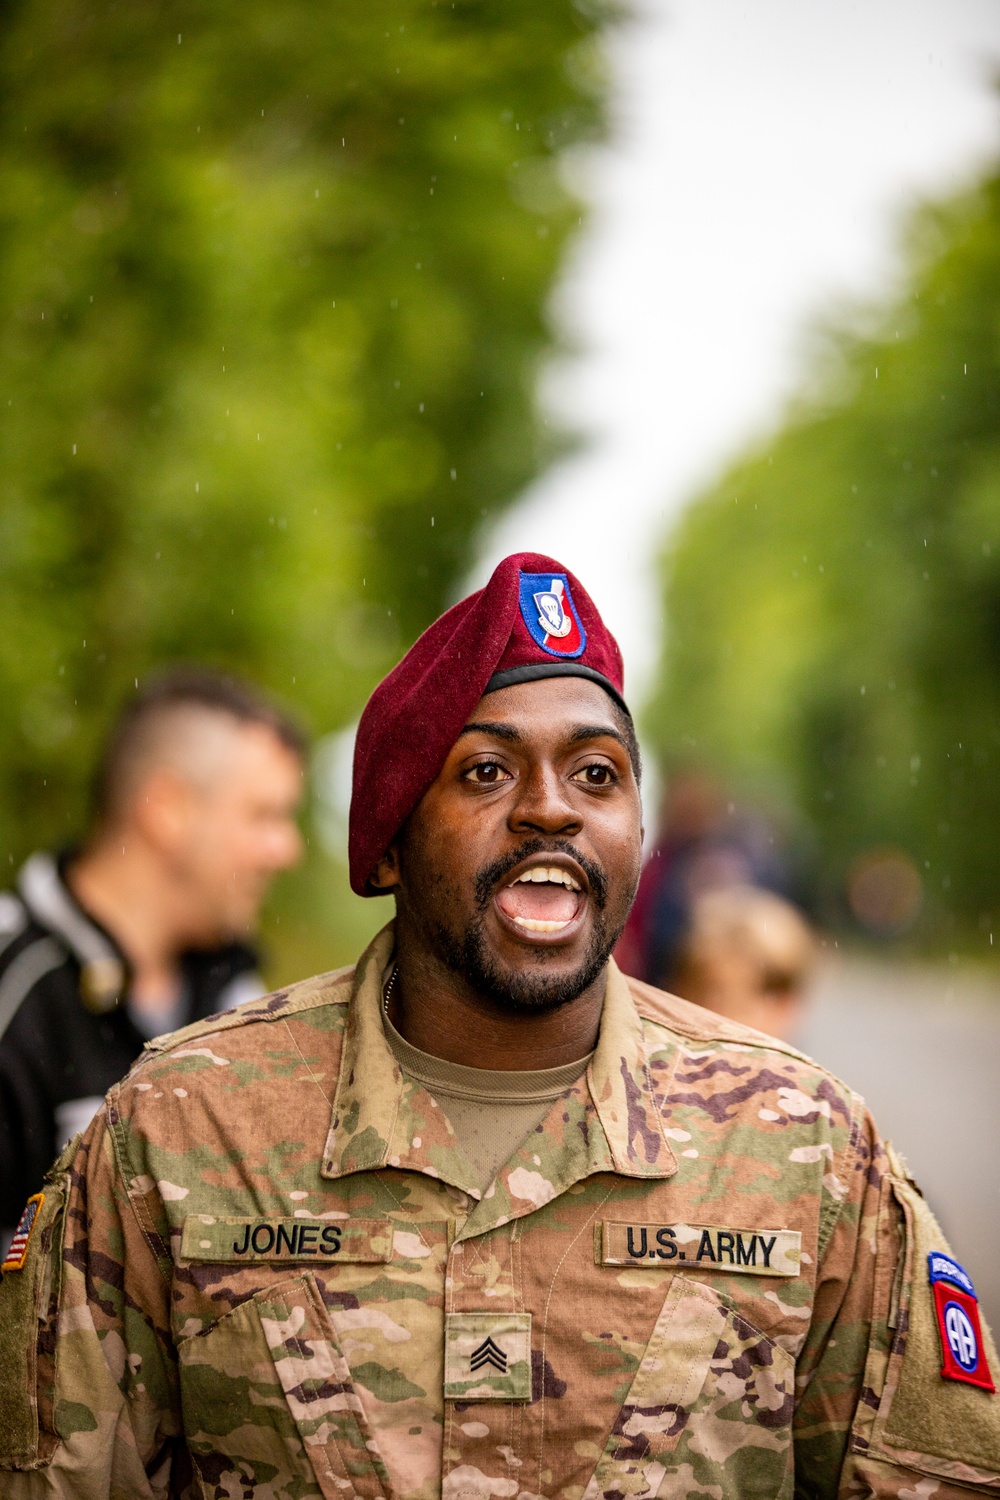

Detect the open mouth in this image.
[494,863,586,936]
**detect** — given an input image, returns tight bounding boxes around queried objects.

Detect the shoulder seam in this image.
[631,975,863,1111]
[140,965,356,1059]
[632,976,821,1063]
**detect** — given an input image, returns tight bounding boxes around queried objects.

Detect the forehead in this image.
[461,676,622,739]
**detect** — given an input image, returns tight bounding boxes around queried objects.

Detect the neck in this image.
[67,832,199,1017]
[387,920,606,1070]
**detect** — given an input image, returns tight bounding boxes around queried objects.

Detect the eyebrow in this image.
[457,720,629,753]
[567,723,631,755]
[458,721,522,743]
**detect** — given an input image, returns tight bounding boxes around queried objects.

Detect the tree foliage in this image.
[646,153,1000,948]
[0,0,607,870]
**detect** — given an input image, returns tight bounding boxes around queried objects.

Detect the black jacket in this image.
[0,852,262,1229]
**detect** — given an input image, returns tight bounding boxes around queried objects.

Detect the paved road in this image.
[797,956,1000,1333]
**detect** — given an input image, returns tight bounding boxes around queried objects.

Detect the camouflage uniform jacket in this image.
[2,923,1000,1498]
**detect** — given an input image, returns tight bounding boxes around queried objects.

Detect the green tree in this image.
[646,152,1000,949]
[0,0,609,970]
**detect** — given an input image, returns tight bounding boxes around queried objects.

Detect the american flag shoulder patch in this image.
[2,1192,44,1272]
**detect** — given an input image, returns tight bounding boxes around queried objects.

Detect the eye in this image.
[573,762,616,787]
[463,760,512,785]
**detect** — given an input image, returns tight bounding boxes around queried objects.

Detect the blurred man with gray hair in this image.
[0,667,305,1240]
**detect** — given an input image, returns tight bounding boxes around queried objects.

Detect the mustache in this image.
[472,837,608,912]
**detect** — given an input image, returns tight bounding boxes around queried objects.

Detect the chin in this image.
[199,910,254,947]
[436,916,617,1015]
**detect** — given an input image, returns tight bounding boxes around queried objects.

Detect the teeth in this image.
[511,865,581,891]
[513,917,572,933]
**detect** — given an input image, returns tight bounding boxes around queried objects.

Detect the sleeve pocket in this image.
[858,1170,1000,1487]
[0,1169,70,1469]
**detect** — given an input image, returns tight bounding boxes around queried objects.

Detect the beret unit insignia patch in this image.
[1,1192,44,1273]
[928,1251,995,1392]
[518,571,587,659]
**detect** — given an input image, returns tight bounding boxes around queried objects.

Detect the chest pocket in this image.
[583,1276,795,1500]
[178,1271,394,1500]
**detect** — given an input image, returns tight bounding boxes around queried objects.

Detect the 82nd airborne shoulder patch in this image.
[928,1251,995,1392]
[2,1192,44,1273]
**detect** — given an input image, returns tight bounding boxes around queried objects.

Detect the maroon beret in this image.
[349,551,627,895]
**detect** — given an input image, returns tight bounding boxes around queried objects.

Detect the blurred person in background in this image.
[615,765,808,986]
[0,668,304,1239]
[669,884,817,1041]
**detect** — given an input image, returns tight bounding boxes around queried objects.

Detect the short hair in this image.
[94,667,306,826]
[611,700,642,784]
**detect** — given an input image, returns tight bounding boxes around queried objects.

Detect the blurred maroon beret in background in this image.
[348,551,628,895]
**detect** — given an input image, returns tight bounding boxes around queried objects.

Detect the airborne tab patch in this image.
[1,1193,43,1272]
[601,1221,801,1277]
[928,1251,995,1392]
[181,1214,393,1264]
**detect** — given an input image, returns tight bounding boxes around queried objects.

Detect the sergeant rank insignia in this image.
[2,1192,44,1272]
[928,1251,995,1392]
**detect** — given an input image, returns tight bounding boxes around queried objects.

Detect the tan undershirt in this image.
[383,1011,593,1194]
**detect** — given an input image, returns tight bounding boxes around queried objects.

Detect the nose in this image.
[508,764,581,838]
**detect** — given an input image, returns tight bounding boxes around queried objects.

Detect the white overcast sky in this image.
[471,0,1000,703]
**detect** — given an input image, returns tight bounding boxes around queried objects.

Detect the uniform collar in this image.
[321,924,678,1230]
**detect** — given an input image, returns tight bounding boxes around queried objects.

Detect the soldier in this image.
[1,551,998,1498]
[0,667,304,1244]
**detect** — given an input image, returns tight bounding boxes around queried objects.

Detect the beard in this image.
[423,837,630,1014]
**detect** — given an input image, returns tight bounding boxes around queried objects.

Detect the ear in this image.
[131,768,195,849]
[369,841,401,892]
